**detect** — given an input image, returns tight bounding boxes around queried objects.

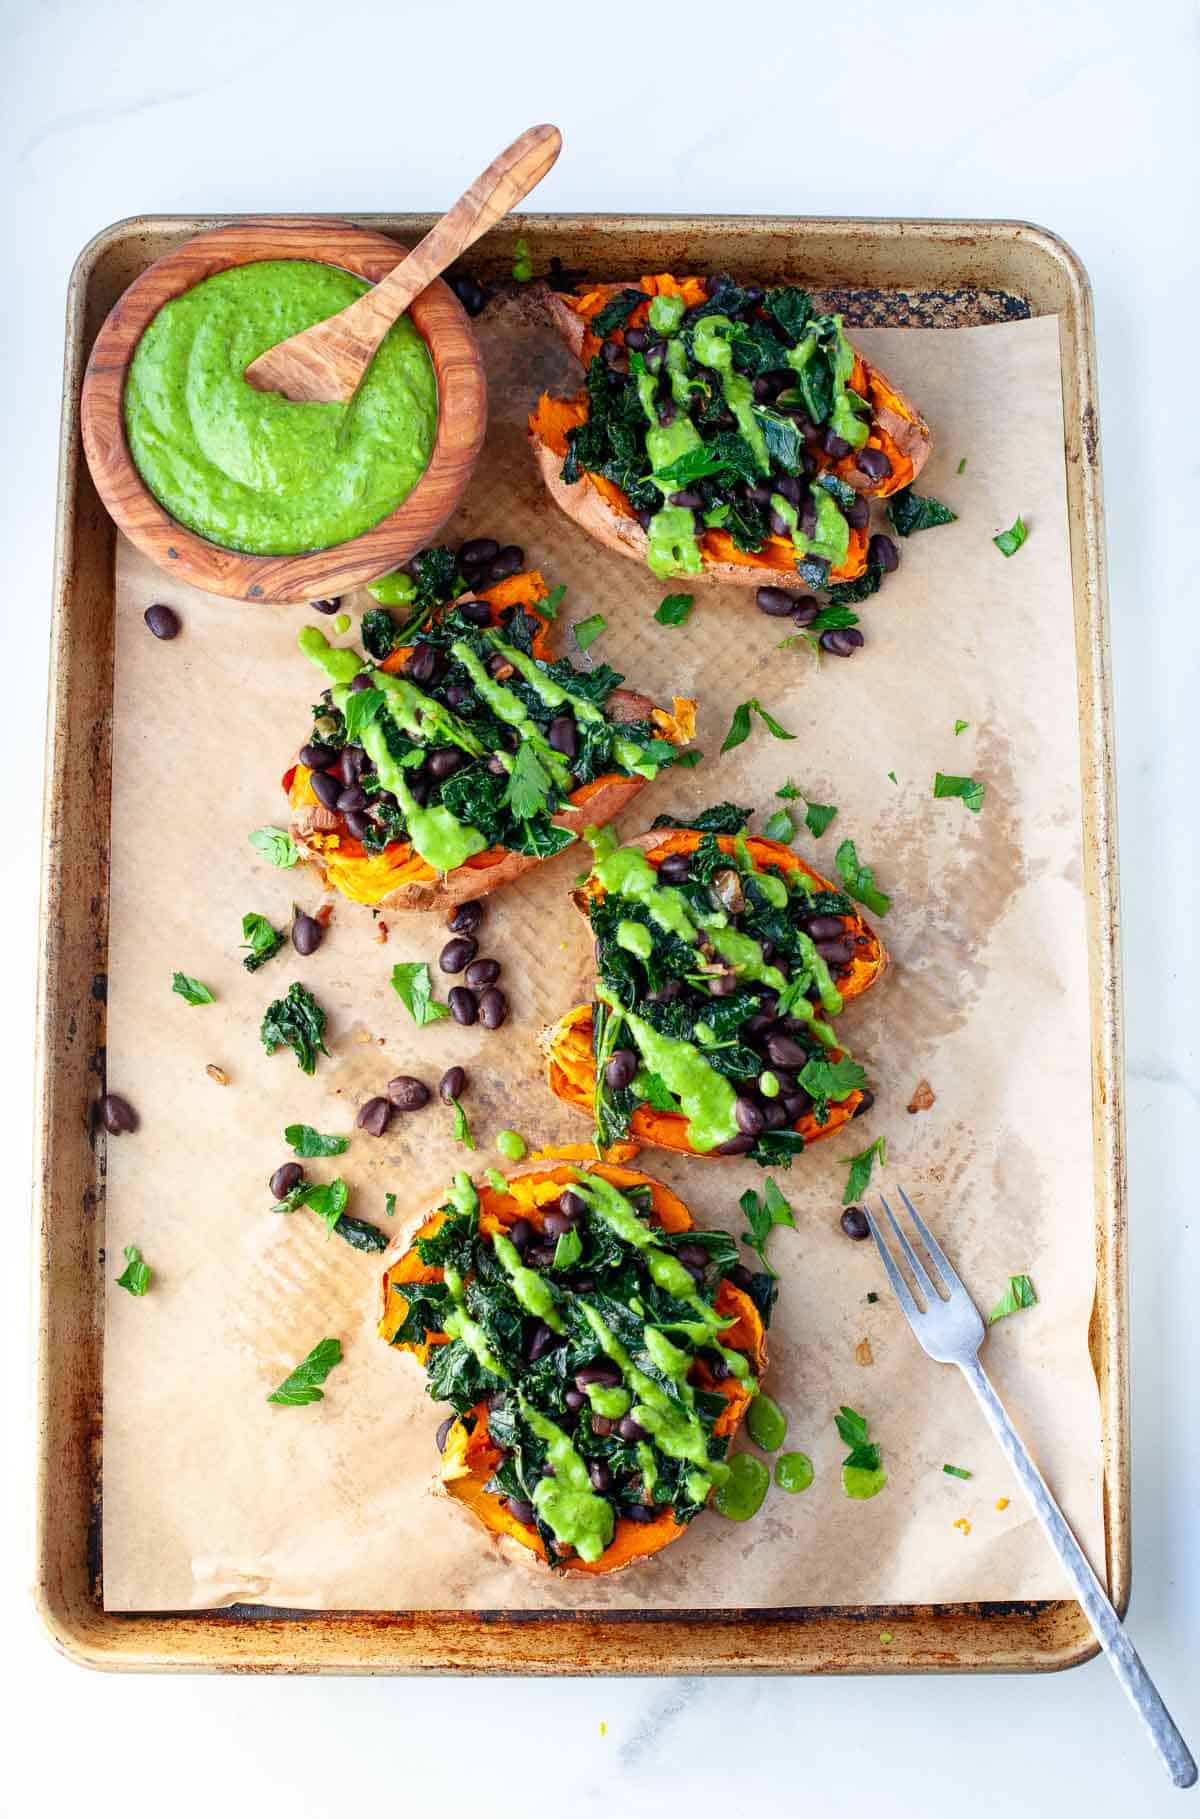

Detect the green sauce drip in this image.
[616,920,654,960]
[746,1392,788,1451]
[492,1233,564,1332]
[713,1452,770,1521]
[520,1398,615,1563]
[775,1451,814,1493]
[298,627,364,687]
[842,1463,888,1500]
[691,317,770,473]
[442,1263,509,1382]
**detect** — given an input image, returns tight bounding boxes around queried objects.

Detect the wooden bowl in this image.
[80,219,487,604]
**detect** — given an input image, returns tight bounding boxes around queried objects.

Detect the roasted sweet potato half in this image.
[544,823,887,1162]
[379,1161,768,1573]
[283,545,696,914]
[529,273,930,590]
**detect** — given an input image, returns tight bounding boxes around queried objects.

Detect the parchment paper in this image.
[102,302,1105,1610]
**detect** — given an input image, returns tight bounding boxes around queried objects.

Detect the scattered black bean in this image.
[815,938,854,966]
[668,488,703,510]
[526,1321,557,1362]
[338,745,366,785]
[799,495,818,538]
[700,1346,730,1382]
[387,1075,430,1112]
[769,507,792,538]
[447,899,483,935]
[143,603,180,640]
[605,1048,638,1090]
[822,430,852,459]
[291,913,324,956]
[845,495,870,530]
[548,713,577,758]
[591,1414,615,1437]
[336,784,367,812]
[458,598,493,627]
[310,598,341,615]
[868,532,900,573]
[356,1096,392,1138]
[344,809,372,839]
[575,1362,621,1390]
[509,1217,535,1255]
[852,1088,875,1120]
[270,1162,303,1199]
[459,537,499,566]
[840,1205,871,1241]
[309,769,342,810]
[439,935,478,974]
[448,986,478,1025]
[856,446,893,484]
[707,971,737,997]
[617,1415,648,1442]
[449,274,488,316]
[543,1209,574,1240]
[478,988,507,1029]
[299,742,338,771]
[802,913,846,940]
[560,1190,587,1222]
[734,1095,766,1135]
[656,852,691,885]
[564,1387,586,1412]
[635,506,655,531]
[487,545,524,584]
[765,1031,809,1070]
[427,748,464,781]
[676,1243,708,1270]
[774,473,803,506]
[791,596,819,626]
[728,1263,755,1290]
[504,1497,536,1526]
[820,628,865,657]
[713,1134,754,1155]
[760,1100,788,1130]
[600,338,629,374]
[460,958,498,994]
[407,772,432,807]
[435,1415,455,1452]
[408,642,438,685]
[349,672,374,693]
[438,1066,466,1104]
[588,1459,613,1493]
[755,585,799,618]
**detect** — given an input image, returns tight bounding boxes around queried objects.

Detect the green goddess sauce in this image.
[125,260,438,556]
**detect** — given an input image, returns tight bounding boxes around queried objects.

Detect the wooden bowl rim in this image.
[79,218,487,604]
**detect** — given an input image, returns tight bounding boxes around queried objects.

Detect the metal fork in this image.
[868,1186,1196,1790]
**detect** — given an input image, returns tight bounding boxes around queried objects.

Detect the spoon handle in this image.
[330,124,561,366]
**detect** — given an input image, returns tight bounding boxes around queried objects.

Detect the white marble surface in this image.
[2,1,1197,1813]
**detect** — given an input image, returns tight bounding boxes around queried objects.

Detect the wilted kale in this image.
[361,606,400,661]
[589,288,646,337]
[765,286,814,343]
[650,802,752,835]
[888,486,958,536]
[827,563,886,607]
[260,983,329,1076]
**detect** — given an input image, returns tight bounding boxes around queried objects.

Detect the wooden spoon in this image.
[244,123,562,404]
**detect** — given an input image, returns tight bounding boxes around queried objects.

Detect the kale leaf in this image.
[260,982,329,1075]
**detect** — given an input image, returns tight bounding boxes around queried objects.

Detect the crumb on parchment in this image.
[953,1517,972,1536]
[908,1078,936,1113]
[855,1337,874,1366]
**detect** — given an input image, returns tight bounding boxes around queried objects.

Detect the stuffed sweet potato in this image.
[545,817,887,1163]
[283,538,696,914]
[379,1160,770,1573]
[529,274,930,589]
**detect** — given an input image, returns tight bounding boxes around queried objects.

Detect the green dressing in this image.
[616,920,654,960]
[579,1302,727,1488]
[842,1463,888,1500]
[492,1233,564,1332]
[713,1452,770,1521]
[442,1264,509,1382]
[775,1451,814,1493]
[520,1399,615,1563]
[746,1392,788,1452]
[691,317,770,473]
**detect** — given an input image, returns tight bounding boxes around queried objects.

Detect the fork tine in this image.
[896,1184,964,1294]
[878,1193,940,1304]
[863,1206,922,1322]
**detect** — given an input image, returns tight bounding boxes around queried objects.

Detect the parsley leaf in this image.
[536,583,565,622]
[993,515,1028,557]
[720,697,796,754]
[298,1178,348,1236]
[957,457,968,475]
[267,1337,343,1406]
[943,1464,972,1480]
[835,839,890,917]
[552,1226,583,1271]
[836,1405,885,1492]
[342,686,385,744]
[241,912,285,973]
[933,772,985,814]
[987,1274,1037,1324]
[954,719,969,736]
[776,780,801,800]
[172,971,215,1006]
[888,487,957,537]
[391,961,450,1026]
[655,592,695,627]
[573,614,606,652]
[450,1097,475,1150]
[115,1244,150,1296]
[840,1135,886,1205]
[738,1177,797,1276]
[260,982,328,1075]
[284,1124,349,1159]
[805,800,838,839]
[799,1055,868,1104]
[503,741,556,821]
[385,1192,397,1217]
[249,826,299,869]
[763,808,794,843]
[639,1071,678,1112]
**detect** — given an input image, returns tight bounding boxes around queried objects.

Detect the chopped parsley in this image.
[450,1097,475,1150]
[720,697,796,754]
[115,1245,150,1296]
[260,982,329,1075]
[654,592,695,626]
[391,961,451,1027]
[954,719,969,736]
[241,912,285,972]
[943,1464,973,1480]
[987,1274,1037,1325]
[763,807,795,843]
[738,1177,797,1277]
[267,1337,343,1406]
[342,686,385,744]
[573,614,606,652]
[249,826,299,869]
[284,1124,349,1158]
[385,1192,397,1218]
[171,971,215,1006]
[835,838,890,916]
[537,583,565,622]
[804,799,838,839]
[933,772,985,814]
[837,1404,887,1499]
[887,770,898,785]
[840,1135,886,1205]
[503,741,557,820]
[993,515,1028,557]
[956,457,968,475]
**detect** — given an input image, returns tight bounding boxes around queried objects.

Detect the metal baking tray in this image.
[35,213,1124,1674]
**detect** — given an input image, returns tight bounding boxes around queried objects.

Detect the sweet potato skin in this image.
[545,828,887,1157]
[531,277,930,585]
[379,1162,765,1574]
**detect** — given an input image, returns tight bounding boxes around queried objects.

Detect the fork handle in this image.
[960,1358,1196,1788]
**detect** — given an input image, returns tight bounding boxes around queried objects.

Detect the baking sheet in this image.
[101,301,1103,1611]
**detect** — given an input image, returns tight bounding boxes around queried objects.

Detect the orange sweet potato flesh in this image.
[379,1162,765,1574]
[285,570,695,913]
[545,829,888,1157]
[529,275,930,587]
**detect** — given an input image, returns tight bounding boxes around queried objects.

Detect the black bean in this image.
[575,1362,621,1390]
[560,1190,587,1221]
[338,745,366,785]
[588,1459,613,1493]
[621,1502,656,1523]
[336,784,367,812]
[728,1263,755,1290]
[387,1075,430,1111]
[310,597,341,615]
[676,1243,708,1270]
[600,338,629,374]
[486,652,511,679]
[700,1346,730,1382]
[438,1066,466,1104]
[761,1100,788,1130]
[343,810,372,839]
[617,1415,648,1442]
[775,473,803,506]
[439,935,478,974]
[856,446,893,484]
[309,769,342,810]
[769,508,793,538]
[799,495,818,538]
[464,957,500,992]
[543,1209,574,1240]
[447,899,483,935]
[815,938,854,966]
[635,506,655,531]
[822,430,852,459]
[548,713,577,758]
[450,274,487,316]
[802,913,846,940]
[734,1095,765,1136]
[752,376,774,401]
[299,742,339,771]
[407,642,438,685]
[435,1415,455,1452]
[707,971,737,997]
[270,1162,303,1199]
[852,1088,875,1120]
[820,628,865,657]
[504,1497,536,1526]
[756,585,799,618]
[591,1414,615,1437]
[656,852,691,885]
[623,326,649,352]
[478,988,507,1029]
[292,913,324,956]
[458,597,493,627]
[668,488,703,510]
[765,1031,809,1069]
[448,986,478,1025]
[868,532,900,573]
[459,538,499,566]
[744,1012,774,1040]
[643,338,668,373]
[646,979,682,1002]
[570,1275,596,1295]
[443,687,471,711]
[527,1321,557,1362]
[605,1048,638,1090]
[781,1091,812,1123]
[143,603,180,639]
[713,1134,753,1155]
[840,1205,871,1241]
[487,546,524,584]
[791,596,819,626]
[427,748,464,781]
[510,1218,535,1254]
[349,671,374,693]
[357,1096,392,1138]
[746,479,776,507]
[845,495,870,530]
[564,1387,586,1412]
